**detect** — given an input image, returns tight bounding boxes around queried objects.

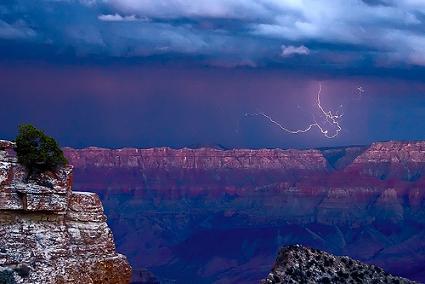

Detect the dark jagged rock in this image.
[263,245,416,284]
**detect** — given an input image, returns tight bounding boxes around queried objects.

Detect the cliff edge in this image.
[0,140,132,283]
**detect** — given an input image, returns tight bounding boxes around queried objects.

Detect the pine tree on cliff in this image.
[15,124,67,178]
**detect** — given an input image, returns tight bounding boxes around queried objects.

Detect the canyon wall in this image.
[64,147,328,172]
[0,140,132,284]
[63,141,425,283]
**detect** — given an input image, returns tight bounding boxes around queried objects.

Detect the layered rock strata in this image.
[345,141,425,180]
[63,147,328,171]
[0,140,131,284]
[62,141,425,283]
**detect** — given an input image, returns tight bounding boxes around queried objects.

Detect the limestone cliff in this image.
[0,140,131,283]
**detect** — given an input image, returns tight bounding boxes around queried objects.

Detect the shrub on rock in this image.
[15,124,67,177]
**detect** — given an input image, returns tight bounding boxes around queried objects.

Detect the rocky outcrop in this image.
[263,245,415,284]
[0,140,131,283]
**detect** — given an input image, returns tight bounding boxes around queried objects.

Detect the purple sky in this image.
[1,1,425,148]
[1,61,425,149]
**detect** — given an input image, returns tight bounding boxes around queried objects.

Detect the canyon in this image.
[63,141,425,283]
[0,140,132,283]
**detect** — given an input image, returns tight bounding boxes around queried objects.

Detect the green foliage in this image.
[0,268,16,284]
[15,124,67,176]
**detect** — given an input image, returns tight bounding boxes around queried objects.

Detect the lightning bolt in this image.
[246,83,342,139]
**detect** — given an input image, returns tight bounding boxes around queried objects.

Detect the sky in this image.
[1,0,425,149]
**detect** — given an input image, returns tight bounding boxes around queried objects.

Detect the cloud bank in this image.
[1,0,425,69]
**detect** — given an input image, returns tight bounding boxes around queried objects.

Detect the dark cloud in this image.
[0,0,424,71]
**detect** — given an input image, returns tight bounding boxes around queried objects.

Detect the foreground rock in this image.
[263,245,415,284]
[0,140,132,283]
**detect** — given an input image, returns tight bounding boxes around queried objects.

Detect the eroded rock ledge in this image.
[0,140,132,283]
[263,245,416,284]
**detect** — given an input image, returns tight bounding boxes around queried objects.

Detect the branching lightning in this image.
[246,83,343,139]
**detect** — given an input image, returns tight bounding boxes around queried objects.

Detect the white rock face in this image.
[0,140,132,283]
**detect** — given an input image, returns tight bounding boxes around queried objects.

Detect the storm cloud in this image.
[0,0,424,68]
[1,1,425,148]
